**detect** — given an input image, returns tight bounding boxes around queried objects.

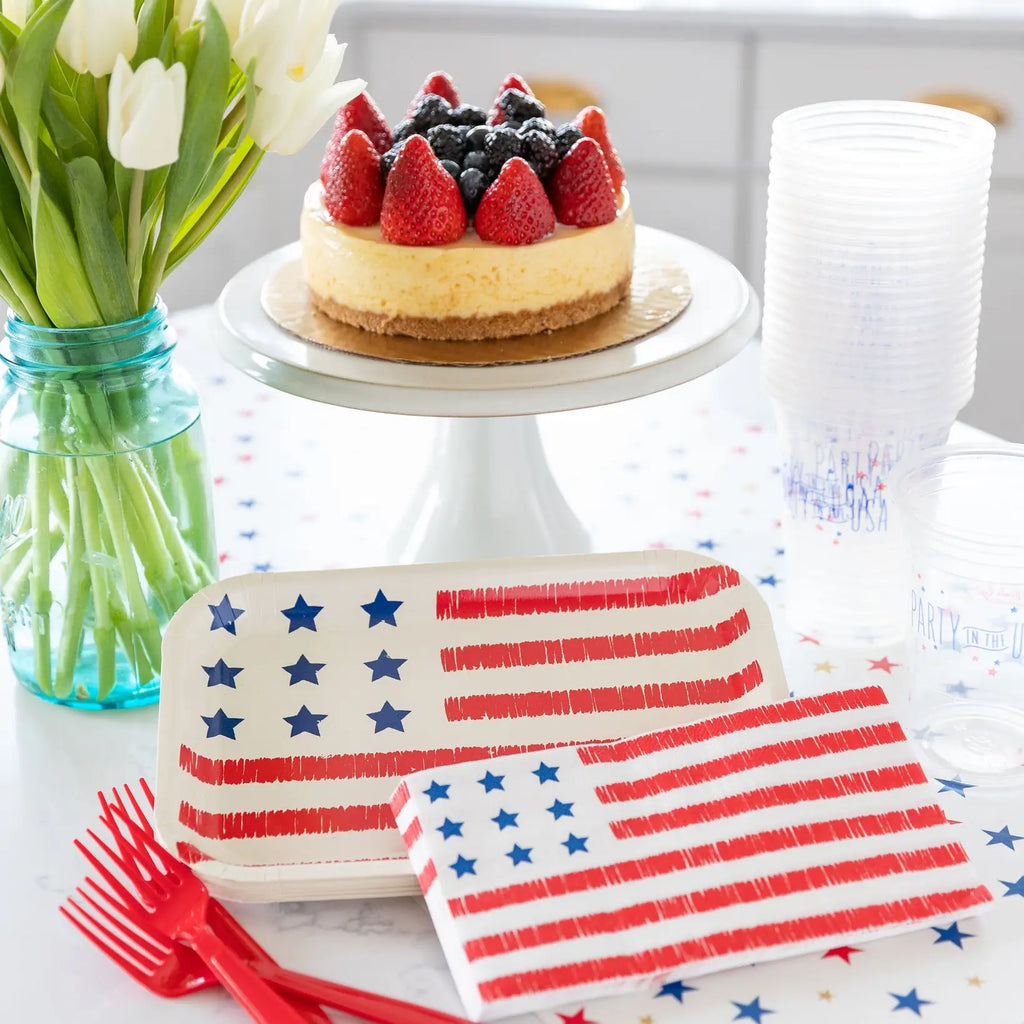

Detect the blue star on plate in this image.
[361,589,403,627]
[532,762,559,783]
[547,798,574,820]
[936,776,975,797]
[366,701,410,734]
[284,705,328,737]
[203,659,243,688]
[506,844,532,866]
[1000,875,1024,897]
[364,650,406,681]
[932,922,973,948]
[239,530,257,540]
[563,833,589,854]
[208,595,244,634]
[696,539,717,551]
[478,771,504,793]
[437,817,463,840]
[423,781,449,802]
[984,826,1024,849]
[450,855,476,878]
[283,654,326,685]
[889,989,932,1015]
[201,709,243,739]
[492,809,518,830]
[254,563,272,572]
[281,595,323,632]
[757,575,780,587]
[732,996,774,1022]
[946,681,973,697]
[656,980,697,1003]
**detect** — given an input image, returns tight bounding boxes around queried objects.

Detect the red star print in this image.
[648,540,666,549]
[238,453,253,463]
[687,510,703,518]
[557,1012,597,1024]
[989,668,998,676]
[822,945,862,963]
[733,446,748,454]
[218,552,229,564]
[213,476,225,486]
[868,657,899,674]
[696,489,713,498]
[748,424,763,433]
[876,482,886,491]
[798,633,821,645]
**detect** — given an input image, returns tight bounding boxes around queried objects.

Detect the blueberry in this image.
[497,88,545,124]
[411,95,452,131]
[520,117,555,137]
[440,159,461,180]
[450,103,487,127]
[465,125,490,151]
[554,123,585,158]
[426,123,465,162]
[520,129,559,179]
[392,119,419,146]
[483,126,523,172]
[459,167,489,216]
[463,150,489,173]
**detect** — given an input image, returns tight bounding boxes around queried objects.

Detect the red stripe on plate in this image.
[444,662,763,722]
[178,801,394,840]
[401,816,423,848]
[175,842,209,864]
[611,763,928,838]
[464,843,969,961]
[476,887,993,1001]
[418,859,438,894]
[435,566,741,620]
[579,687,890,764]
[597,720,904,803]
[448,804,948,917]
[439,609,750,673]
[391,781,411,817]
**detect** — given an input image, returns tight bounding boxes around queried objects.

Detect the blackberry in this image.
[554,123,585,158]
[465,125,490,151]
[450,103,487,127]
[503,119,522,132]
[483,126,523,172]
[520,117,555,137]
[411,94,452,131]
[463,150,489,173]
[440,159,461,180]
[380,143,405,178]
[391,119,419,146]
[520,129,559,179]
[458,167,488,216]
[497,88,545,124]
[426,123,465,162]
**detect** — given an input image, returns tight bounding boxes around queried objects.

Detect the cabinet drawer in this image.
[753,41,1024,180]
[361,27,743,169]
[629,174,737,263]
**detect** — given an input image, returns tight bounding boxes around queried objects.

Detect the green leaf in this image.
[135,0,171,67]
[42,90,99,163]
[66,156,136,323]
[0,149,33,275]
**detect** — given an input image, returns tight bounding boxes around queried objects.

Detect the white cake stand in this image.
[216,227,759,563]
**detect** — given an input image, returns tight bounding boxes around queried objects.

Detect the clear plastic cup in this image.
[891,445,1024,786]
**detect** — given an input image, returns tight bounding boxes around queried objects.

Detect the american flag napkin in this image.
[390,686,993,1021]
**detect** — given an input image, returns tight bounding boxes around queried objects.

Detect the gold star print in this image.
[814,661,837,673]
[639,1017,655,1024]
[967,976,983,988]
[818,991,835,1002]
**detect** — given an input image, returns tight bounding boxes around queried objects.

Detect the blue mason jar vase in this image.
[0,302,217,708]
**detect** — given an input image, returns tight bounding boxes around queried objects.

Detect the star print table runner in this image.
[390,685,992,1021]
[154,549,788,901]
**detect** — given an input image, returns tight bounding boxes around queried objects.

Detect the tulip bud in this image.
[235,0,340,88]
[1,0,27,28]
[107,55,187,171]
[57,0,138,78]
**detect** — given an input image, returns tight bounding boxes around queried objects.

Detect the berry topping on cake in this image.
[475,157,556,245]
[380,134,467,245]
[465,125,490,152]
[392,119,419,148]
[407,72,461,115]
[439,159,461,180]
[463,150,490,174]
[483,126,524,173]
[487,73,533,125]
[411,94,453,131]
[549,137,618,228]
[520,117,555,137]
[322,130,383,227]
[497,88,546,128]
[553,123,585,159]
[451,104,487,127]
[321,93,392,180]
[575,106,626,192]
[458,167,489,215]
[519,129,559,180]
[426,123,466,163]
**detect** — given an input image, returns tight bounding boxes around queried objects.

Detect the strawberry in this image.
[380,134,467,245]
[475,157,555,246]
[548,137,618,228]
[406,71,460,116]
[322,92,391,180]
[574,106,626,192]
[322,130,383,227]
[487,73,533,126]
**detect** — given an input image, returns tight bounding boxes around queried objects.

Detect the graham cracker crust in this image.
[307,275,633,341]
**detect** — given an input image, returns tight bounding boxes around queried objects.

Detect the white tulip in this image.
[235,0,340,87]
[175,0,199,31]
[107,55,187,171]
[203,0,248,45]
[57,0,137,77]
[250,36,364,155]
[1,0,27,28]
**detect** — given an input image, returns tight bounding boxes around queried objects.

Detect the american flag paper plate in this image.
[155,549,787,901]
[390,686,993,1021]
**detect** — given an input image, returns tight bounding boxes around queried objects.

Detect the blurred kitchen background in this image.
[161,0,1024,440]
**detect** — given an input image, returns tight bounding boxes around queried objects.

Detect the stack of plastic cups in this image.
[762,101,995,645]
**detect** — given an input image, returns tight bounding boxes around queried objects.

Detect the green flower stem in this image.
[54,460,88,699]
[0,117,30,191]
[27,452,51,694]
[127,169,145,302]
[171,431,214,560]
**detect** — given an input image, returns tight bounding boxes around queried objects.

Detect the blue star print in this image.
[450,855,476,878]
[732,996,774,1022]
[364,650,406,681]
[890,989,932,1015]
[201,709,243,739]
[238,530,256,540]
[757,575,779,587]
[208,595,244,634]
[946,681,973,697]
[656,980,697,1003]
[423,781,449,802]
[936,776,975,796]
[932,922,973,948]
[361,589,403,627]
[506,844,532,866]
[532,762,559,783]
[478,771,504,792]
[562,833,589,854]
[696,539,717,551]
[284,705,328,737]
[366,701,410,733]
[436,818,463,840]
[283,654,326,685]
[254,563,272,572]
[492,809,518,829]
[985,826,1024,850]
[203,659,243,688]
[1000,875,1024,897]
[281,595,323,632]
[547,798,574,820]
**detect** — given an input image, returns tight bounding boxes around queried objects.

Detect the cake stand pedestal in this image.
[216,228,759,564]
